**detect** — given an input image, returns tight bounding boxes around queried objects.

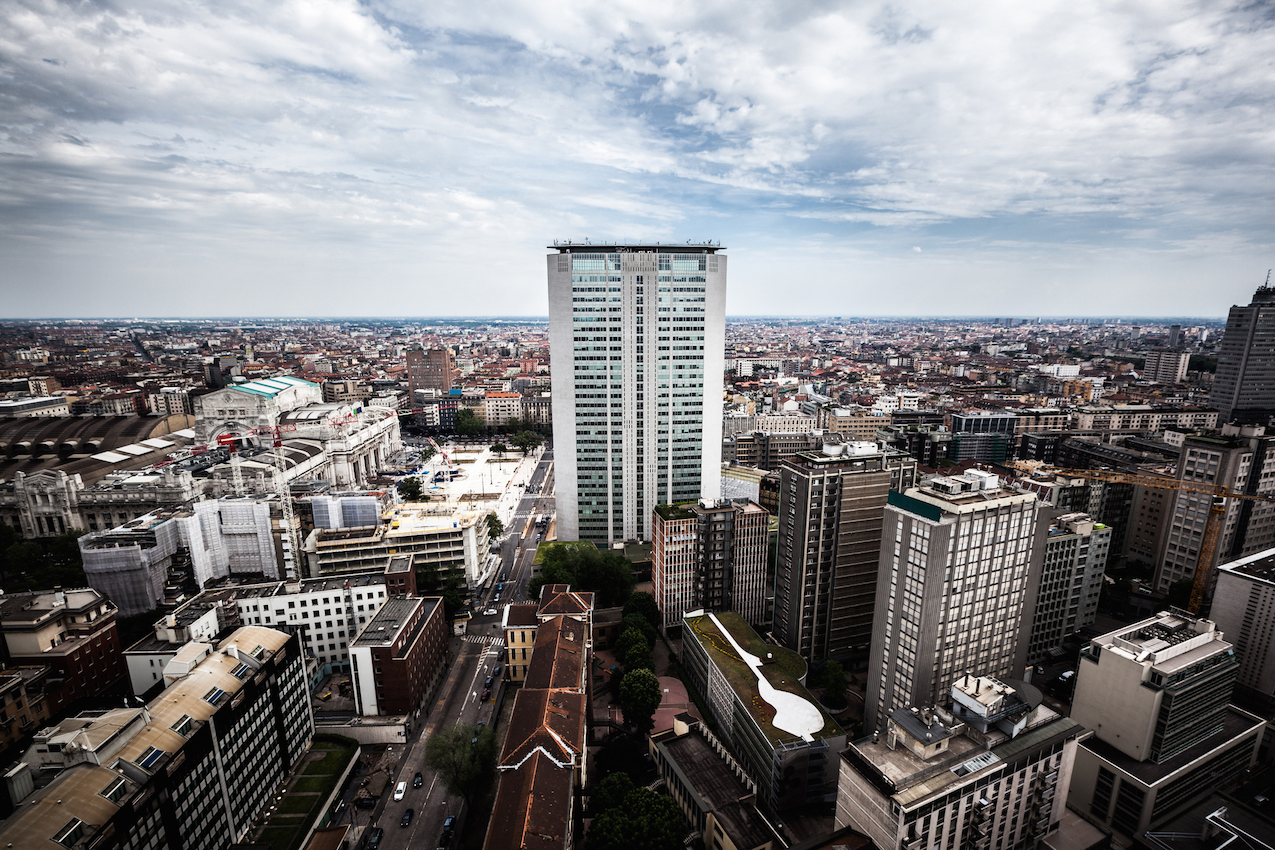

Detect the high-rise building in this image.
[1211,547,1275,701]
[1168,323,1183,348]
[1212,284,1275,423]
[406,347,454,395]
[773,443,917,663]
[1068,611,1263,841]
[1144,349,1190,384]
[1024,511,1111,664]
[547,242,726,543]
[652,498,769,631]
[864,471,1045,730]
[1152,425,1275,596]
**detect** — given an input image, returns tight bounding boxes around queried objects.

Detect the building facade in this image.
[774,444,917,663]
[652,499,769,631]
[1211,548,1275,699]
[1144,350,1191,384]
[349,596,448,715]
[548,243,726,544]
[1212,284,1275,422]
[1024,512,1111,664]
[865,472,1045,730]
[407,347,455,395]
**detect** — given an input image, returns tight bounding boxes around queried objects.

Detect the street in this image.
[350,446,555,850]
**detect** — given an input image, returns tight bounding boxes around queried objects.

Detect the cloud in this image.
[0,0,1272,317]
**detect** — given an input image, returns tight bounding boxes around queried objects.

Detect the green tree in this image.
[590,772,636,815]
[622,592,660,629]
[619,669,661,733]
[613,627,648,667]
[587,787,686,850]
[821,661,848,710]
[624,640,654,673]
[485,512,505,539]
[425,723,498,807]
[511,430,543,455]
[528,544,635,607]
[1166,577,1194,610]
[455,408,482,436]
[491,442,508,456]
[621,612,656,649]
[399,477,424,501]
[417,444,437,464]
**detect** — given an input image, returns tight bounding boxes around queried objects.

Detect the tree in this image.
[528,544,635,607]
[613,627,648,667]
[621,612,656,649]
[485,512,505,539]
[417,444,437,464]
[1166,577,1194,610]
[618,669,661,733]
[490,442,508,456]
[820,660,848,710]
[622,592,660,629]
[590,772,636,815]
[399,477,424,501]
[425,723,498,807]
[455,408,482,437]
[511,430,543,455]
[587,787,686,850]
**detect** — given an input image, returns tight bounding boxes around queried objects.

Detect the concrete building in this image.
[1072,404,1219,432]
[681,610,846,814]
[865,472,1045,730]
[349,595,448,716]
[650,715,782,850]
[652,498,770,632]
[0,397,69,418]
[1211,547,1275,700]
[146,387,192,417]
[1153,425,1275,595]
[548,242,726,544]
[836,675,1083,850]
[309,492,387,530]
[483,391,522,426]
[0,626,313,850]
[1144,350,1191,384]
[0,668,54,756]
[1024,512,1111,664]
[774,443,918,663]
[1068,611,1264,843]
[407,347,454,395]
[0,588,125,713]
[1212,284,1275,423]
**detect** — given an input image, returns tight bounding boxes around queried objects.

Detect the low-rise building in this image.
[349,596,448,716]
[0,397,69,418]
[502,584,594,682]
[306,503,490,584]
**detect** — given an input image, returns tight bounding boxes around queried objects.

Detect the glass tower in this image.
[548,243,726,544]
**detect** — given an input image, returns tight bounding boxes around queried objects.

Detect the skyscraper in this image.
[1023,511,1111,664]
[773,442,917,663]
[407,346,454,396]
[865,470,1045,729]
[1143,349,1190,384]
[1212,284,1275,422]
[548,242,726,543]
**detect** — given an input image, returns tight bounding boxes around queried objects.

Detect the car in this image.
[355,796,376,809]
[500,573,507,582]
[492,665,502,677]
[394,781,407,801]
[484,608,498,616]
[494,593,501,602]
[368,828,385,849]
[413,771,424,788]
[443,815,456,837]
[402,808,415,827]
[484,675,494,688]
[481,688,490,701]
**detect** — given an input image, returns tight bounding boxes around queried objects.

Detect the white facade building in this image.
[548,243,726,543]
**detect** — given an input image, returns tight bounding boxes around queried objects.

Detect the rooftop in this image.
[658,731,775,850]
[1080,705,1263,786]
[1219,547,1275,586]
[352,597,430,647]
[226,375,317,398]
[548,241,723,253]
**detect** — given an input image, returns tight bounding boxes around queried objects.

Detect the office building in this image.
[652,498,769,632]
[681,611,846,814]
[547,242,726,544]
[349,595,448,715]
[1025,512,1112,664]
[837,675,1083,850]
[1144,350,1191,384]
[1211,547,1275,699]
[0,625,313,850]
[774,443,917,663]
[1212,283,1275,423]
[0,588,125,713]
[949,410,1019,463]
[1068,612,1263,841]
[865,471,1045,730]
[407,347,454,395]
[1153,425,1275,596]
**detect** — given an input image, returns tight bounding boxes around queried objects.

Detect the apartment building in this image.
[349,596,448,716]
[1024,512,1111,664]
[502,584,594,682]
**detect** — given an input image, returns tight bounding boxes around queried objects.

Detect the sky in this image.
[1,0,1273,319]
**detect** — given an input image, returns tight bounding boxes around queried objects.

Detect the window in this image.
[100,776,129,804]
[171,714,193,736]
[52,818,85,847]
[137,746,167,769]
[231,663,252,680]
[204,687,227,706]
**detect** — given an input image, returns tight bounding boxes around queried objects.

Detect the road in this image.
[361,446,555,850]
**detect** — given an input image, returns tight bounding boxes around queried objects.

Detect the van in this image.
[393,781,407,801]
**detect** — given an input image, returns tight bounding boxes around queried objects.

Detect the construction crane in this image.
[1052,467,1275,614]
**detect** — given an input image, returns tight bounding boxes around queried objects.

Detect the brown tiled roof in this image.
[482,751,574,850]
[506,604,539,627]
[523,617,586,690]
[501,689,587,769]
[537,587,594,617]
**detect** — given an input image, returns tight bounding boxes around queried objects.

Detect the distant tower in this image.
[1211,281,1275,423]
[547,242,726,544]
[407,347,454,396]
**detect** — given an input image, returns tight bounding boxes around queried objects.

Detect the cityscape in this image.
[4,3,1275,850]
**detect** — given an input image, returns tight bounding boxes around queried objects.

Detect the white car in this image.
[484,608,498,616]
[393,781,406,801]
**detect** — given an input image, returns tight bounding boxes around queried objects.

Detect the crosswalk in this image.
[462,634,505,648]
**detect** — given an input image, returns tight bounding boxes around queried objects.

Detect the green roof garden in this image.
[653,502,698,521]
[686,611,843,745]
[532,540,597,565]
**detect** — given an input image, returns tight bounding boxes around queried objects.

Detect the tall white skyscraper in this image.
[548,242,726,543]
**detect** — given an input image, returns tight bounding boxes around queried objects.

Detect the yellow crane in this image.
[1051,468,1275,613]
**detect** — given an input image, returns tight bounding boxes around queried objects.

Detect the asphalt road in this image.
[357,447,556,850]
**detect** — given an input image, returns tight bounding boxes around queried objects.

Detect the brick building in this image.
[349,596,448,715]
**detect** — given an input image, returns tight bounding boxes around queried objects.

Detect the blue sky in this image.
[1,0,1272,318]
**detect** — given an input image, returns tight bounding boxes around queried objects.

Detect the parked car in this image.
[492,665,502,677]
[481,688,490,701]
[413,771,424,788]
[484,676,494,688]
[368,828,385,849]
[402,808,415,827]
[394,781,406,801]
[442,815,456,839]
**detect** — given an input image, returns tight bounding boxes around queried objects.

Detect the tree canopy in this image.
[485,512,505,538]
[0,528,88,592]
[621,592,660,629]
[528,544,635,607]
[511,430,543,455]
[618,668,661,733]
[586,787,686,850]
[590,772,636,815]
[399,476,424,501]
[820,660,848,710]
[454,408,482,436]
[425,723,498,806]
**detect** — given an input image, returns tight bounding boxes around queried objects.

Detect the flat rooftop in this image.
[352,597,440,647]
[659,732,775,850]
[548,241,723,252]
[1220,547,1275,586]
[1080,706,1263,786]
